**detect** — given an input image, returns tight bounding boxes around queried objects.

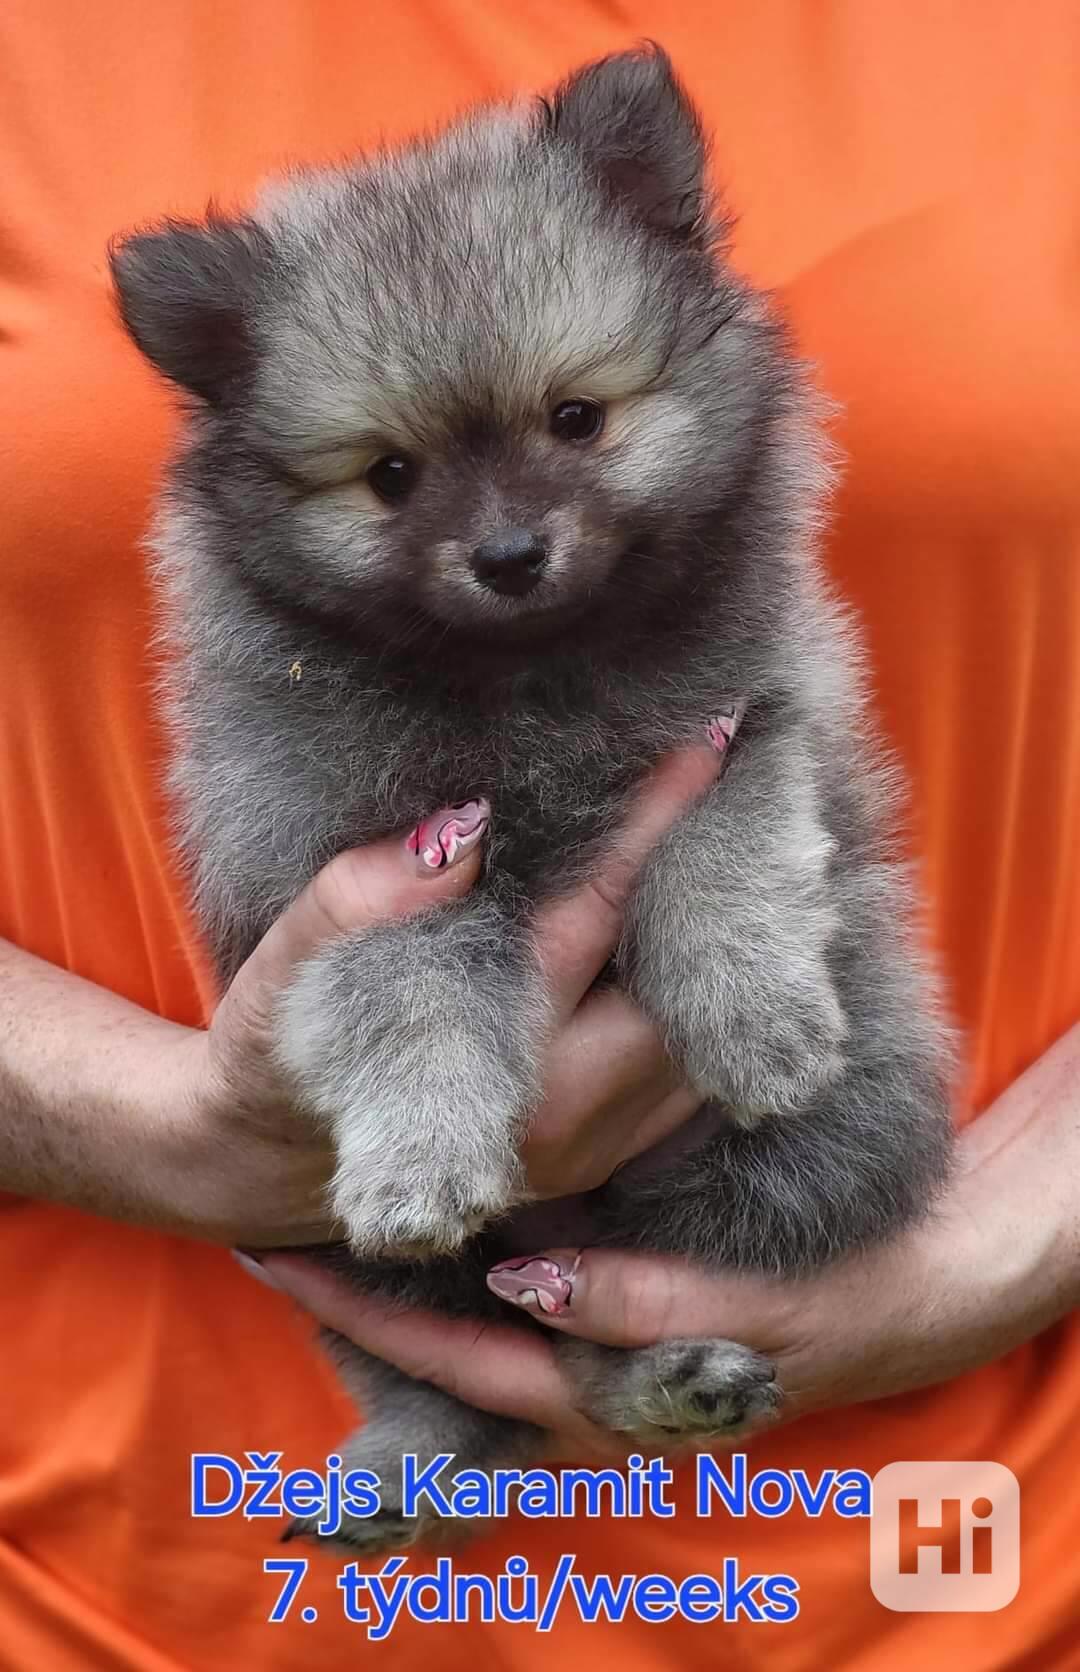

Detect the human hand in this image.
[171,744,718,1246]
[248,1023,1080,1447]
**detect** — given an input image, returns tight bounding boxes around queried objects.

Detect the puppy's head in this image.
[112,47,798,661]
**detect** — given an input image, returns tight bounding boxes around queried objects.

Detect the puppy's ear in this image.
[543,44,708,239]
[109,214,272,405]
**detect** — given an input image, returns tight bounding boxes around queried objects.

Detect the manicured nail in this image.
[706,700,746,758]
[406,799,490,873]
[231,1250,283,1290]
[486,1253,580,1317]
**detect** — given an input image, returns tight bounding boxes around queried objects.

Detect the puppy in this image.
[111,46,954,1553]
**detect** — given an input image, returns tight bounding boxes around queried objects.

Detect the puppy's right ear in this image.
[108,214,272,405]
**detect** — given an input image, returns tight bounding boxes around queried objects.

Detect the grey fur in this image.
[111,46,955,1552]
[287,1335,545,1554]
[559,1337,782,1437]
[277,900,548,1258]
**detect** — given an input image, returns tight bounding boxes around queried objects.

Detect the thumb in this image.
[485,1245,793,1353]
[232,798,490,1004]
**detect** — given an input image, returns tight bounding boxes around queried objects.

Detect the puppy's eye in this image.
[549,399,605,443]
[366,454,416,504]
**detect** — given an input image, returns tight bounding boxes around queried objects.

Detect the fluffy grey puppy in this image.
[111,46,954,1553]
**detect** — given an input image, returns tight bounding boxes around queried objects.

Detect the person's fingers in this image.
[525,988,698,1195]
[484,1245,797,1352]
[604,1083,703,1171]
[232,800,489,1005]
[250,1254,557,1416]
[534,745,721,1018]
[554,988,679,1096]
[247,1252,610,1444]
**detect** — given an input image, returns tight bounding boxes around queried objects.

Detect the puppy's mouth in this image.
[422,545,623,640]
[436,584,600,645]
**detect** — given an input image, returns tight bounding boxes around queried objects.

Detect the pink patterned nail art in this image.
[486,1254,580,1316]
[706,699,747,757]
[406,798,490,871]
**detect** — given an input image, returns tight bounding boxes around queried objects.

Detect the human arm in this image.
[0,747,715,1248]
[251,1020,1080,1445]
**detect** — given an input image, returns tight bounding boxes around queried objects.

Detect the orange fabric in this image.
[2,2,1079,1666]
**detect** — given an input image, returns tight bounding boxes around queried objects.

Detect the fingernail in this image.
[231,1250,283,1291]
[706,700,746,758]
[486,1253,580,1318]
[405,799,491,873]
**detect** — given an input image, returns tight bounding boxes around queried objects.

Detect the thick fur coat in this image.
[111,48,954,1552]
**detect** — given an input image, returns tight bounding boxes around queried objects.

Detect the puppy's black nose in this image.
[471,528,547,597]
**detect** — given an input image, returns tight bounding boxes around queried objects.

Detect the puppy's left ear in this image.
[543,43,708,240]
[109,212,273,405]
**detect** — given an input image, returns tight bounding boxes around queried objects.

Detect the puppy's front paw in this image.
[330,1142,521,1260]
[275,904,547,1258]
[687,966,848,1118]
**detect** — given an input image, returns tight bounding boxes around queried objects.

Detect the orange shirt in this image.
[2,3,1079,1666]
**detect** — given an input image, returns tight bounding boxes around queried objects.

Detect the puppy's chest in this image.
[327,695,675,902]
[247,666,724,897]
[369,709,650,898]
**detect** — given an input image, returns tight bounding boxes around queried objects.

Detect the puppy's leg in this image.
[290,1342,543,1556]
[620,719,846,1118]
[559,1337,781,1446]
[603,864,954,1274]
[275,897,548,1259]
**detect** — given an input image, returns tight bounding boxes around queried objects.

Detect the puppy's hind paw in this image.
[283,1508,421,1559]
[603,1338,782,1445]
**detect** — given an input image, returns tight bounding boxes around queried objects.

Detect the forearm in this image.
[0,937,201,1226]
[0,813,505,1248]
[249,1022,1080,1442]
[943,1020,1080,1330]
[783,1020,1080,1410]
